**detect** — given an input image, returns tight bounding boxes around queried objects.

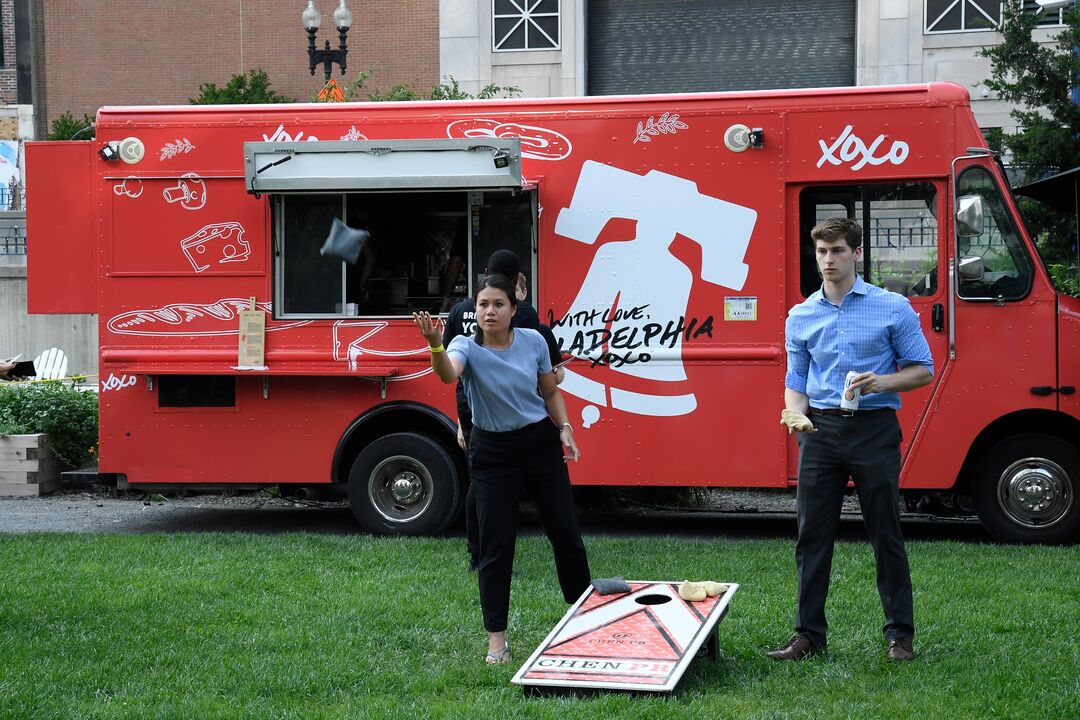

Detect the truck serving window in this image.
[273,190,533,318]
[799,183,940,299]
[955,166,1034,301]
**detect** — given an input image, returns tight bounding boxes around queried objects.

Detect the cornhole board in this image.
[511,581,739,693]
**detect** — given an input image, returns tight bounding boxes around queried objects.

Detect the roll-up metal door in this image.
[587,0,856,95]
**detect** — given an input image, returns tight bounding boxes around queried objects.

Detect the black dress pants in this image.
[794,409,914,648]
[458,408,479,564]
[469,419,591,633]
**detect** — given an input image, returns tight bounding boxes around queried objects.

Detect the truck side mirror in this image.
[958,255,986,281]
[956,194,985,237]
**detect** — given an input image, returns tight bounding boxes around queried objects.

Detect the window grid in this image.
[493,0,560,52]
[924,0,1066,34]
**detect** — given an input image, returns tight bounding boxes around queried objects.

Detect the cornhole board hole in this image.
[512,581,739,693]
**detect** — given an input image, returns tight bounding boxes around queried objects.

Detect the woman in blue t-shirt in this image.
[414,275,590,665]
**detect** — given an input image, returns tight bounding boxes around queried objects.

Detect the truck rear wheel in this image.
[347,432,460,536]
[973,434,1080,545]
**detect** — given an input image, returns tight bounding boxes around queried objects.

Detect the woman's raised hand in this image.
[412,311,442,347]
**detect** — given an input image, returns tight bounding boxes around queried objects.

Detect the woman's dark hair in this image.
[473,274,517,344]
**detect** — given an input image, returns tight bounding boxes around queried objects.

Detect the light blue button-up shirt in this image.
[785,276,934,410]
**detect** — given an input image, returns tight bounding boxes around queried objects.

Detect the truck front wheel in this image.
[347,432,460,536]
[973,434,1080,545]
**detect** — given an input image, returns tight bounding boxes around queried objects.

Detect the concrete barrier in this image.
[0,264,98,377]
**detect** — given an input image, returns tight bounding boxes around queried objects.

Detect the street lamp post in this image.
[303,1,353,83]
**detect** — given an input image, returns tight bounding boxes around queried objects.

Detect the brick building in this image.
[32,1,439,138]
[0,0,15,102]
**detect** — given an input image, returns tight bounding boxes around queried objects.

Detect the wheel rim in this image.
[367,454,434,524]
[996,456,1074,530]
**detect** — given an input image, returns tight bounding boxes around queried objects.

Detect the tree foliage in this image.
[47,112,96,141]
[981,5,1080,177]
[190,69,296,105]
[980,4,1080,295]
[314,69,520,103]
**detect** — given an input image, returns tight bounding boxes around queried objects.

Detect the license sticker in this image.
[723,296,757,321]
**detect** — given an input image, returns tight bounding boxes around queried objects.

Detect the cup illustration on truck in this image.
[180,221,250,273]
[552,161,757,421]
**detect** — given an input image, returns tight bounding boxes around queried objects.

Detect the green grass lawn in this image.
[1,532,1077,720]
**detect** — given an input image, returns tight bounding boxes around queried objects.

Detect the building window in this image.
[926,1,1066,33]
[493,0,560,52]
[1021,0,1066,26]
[925,0,1000,33]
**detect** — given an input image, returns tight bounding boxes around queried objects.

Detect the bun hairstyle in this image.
[485,249,521,279]
[473,274,518,344]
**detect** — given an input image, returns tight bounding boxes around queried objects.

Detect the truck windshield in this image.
[955,166,1034,301]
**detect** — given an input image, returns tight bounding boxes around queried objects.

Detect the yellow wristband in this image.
[429,344,445,353]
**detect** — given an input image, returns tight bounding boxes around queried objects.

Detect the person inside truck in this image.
[774,216,933,663]
[442,249,565,574]
[414,274,589,666]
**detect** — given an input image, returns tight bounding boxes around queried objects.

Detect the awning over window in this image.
[244,138,523,193]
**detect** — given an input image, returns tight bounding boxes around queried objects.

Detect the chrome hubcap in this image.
[997,457,1073,529]
[368,455,433,524]
[391,472,423,504]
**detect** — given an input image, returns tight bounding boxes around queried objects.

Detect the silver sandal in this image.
[485,645,511,665]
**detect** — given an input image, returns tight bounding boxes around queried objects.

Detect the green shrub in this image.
[190,69,295,104]
[0,383,98,468]
[47,111,96,141]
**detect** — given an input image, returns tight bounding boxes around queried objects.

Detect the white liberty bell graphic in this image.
[553,161,756,421]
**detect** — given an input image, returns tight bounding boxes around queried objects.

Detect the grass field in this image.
[1,532,1077,720]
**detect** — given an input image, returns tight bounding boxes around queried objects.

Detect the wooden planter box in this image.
[0,434,60,496]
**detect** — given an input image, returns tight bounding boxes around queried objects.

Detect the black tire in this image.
[973,434,1080,545]
[347,432,460,536]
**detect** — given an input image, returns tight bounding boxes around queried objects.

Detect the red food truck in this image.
[25,82,1080,544]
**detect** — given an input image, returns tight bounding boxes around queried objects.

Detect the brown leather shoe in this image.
[766,634,824,660]
[886,637,915,661]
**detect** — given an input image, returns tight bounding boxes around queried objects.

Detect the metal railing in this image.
[0,226,26,255]
[0,183,23,211]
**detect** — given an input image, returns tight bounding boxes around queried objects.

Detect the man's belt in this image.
[810,407,895,417]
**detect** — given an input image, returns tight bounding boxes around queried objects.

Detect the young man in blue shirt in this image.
[770,217,934,662]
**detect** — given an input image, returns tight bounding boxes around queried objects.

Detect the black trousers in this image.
[794,409,914,648]
[459,409,480,564]
[469,419,591,633]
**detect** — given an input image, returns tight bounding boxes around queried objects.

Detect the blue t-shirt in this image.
[446,328,552,432]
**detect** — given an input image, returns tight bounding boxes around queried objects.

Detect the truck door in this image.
[791,181,949,474]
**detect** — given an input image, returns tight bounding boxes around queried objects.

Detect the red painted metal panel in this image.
[1057,294,1080,419]
[25,141,97,313]
[38,82,1072,495]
